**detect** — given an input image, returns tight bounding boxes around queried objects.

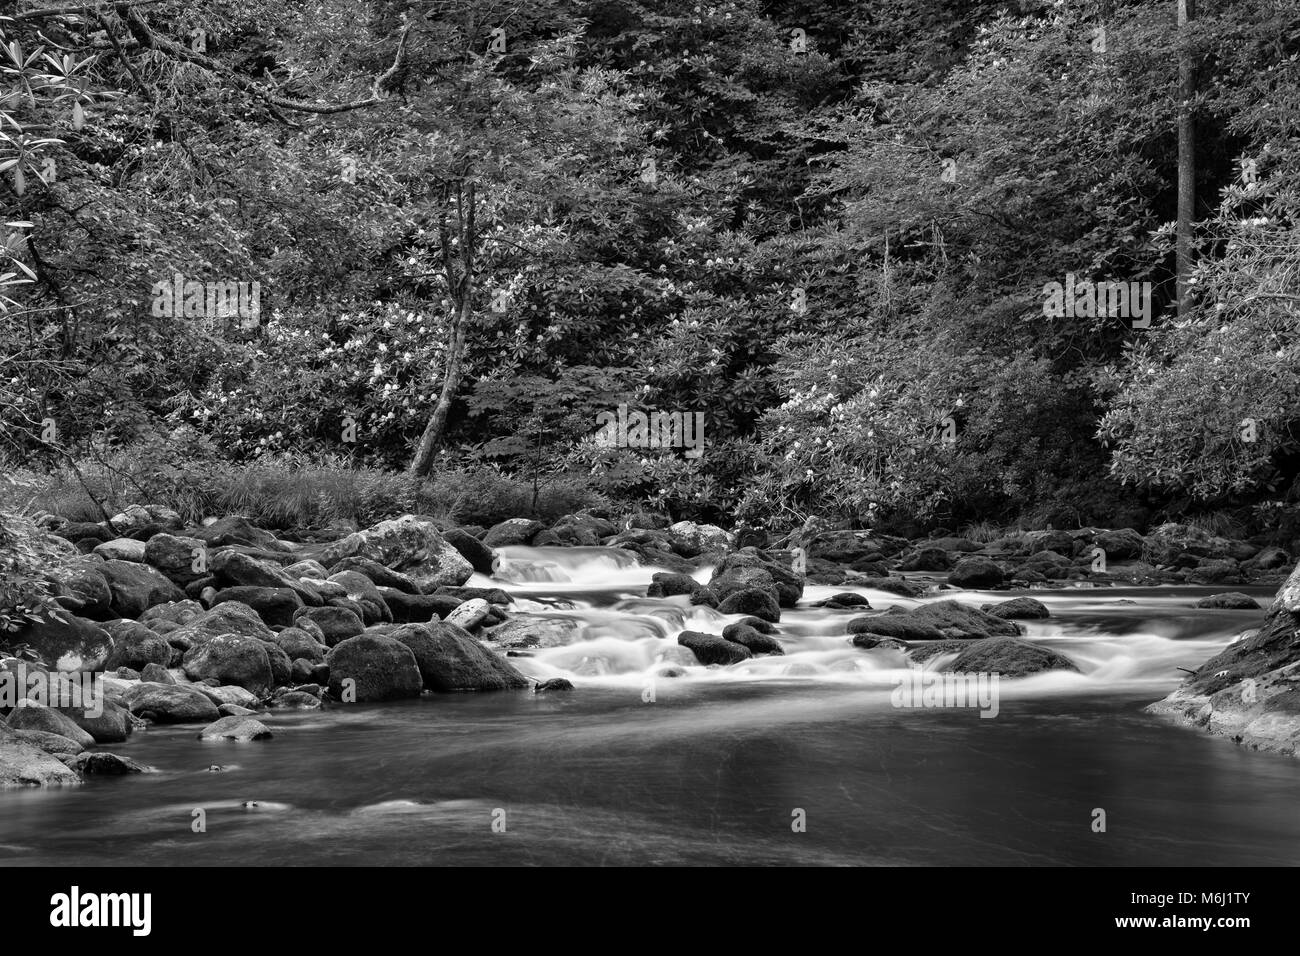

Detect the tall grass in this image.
[0,450,609,530]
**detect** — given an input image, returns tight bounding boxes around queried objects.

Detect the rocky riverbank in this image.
[1,505,1292,786]
[1147,559,1300,758]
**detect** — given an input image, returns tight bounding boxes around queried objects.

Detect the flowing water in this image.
[3,546,1298,866]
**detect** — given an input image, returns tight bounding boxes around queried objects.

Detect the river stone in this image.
[199,716,272,741]
[123,682,221,723]
[140,599,206,627]
[168,601,275,646]
[1093,528,1145,561]
[939,636,1080,679]
[328,556,424,594]
[49,560,114,620]
[319,515,474,590]
[71,752,150,775]
[211,585,303,627]
[1195,592,1262,610]
[191,516,284,550]
[947,556,1005,589]
[0,735,81,787]
[899,547,952,572]
[444,598,491,631]
[60,698,133,744]
[4,703,96,748]
[534,677,575,693]
[265,690,321,710]
[716,587,781,622]
[92,537,147,562]
[182,636,274,694]
[143,532,209,585]
[443,527,496,574]
[11,610,113,672]
[486,615,582,650]
[103,619,171,671]
[389,622,529,692]
[847,614,944,642]
[99,559,185,617]
[482,518,545,547]
[211,550,320,606]
[271,626,329,664]
[905,601,1021,639]
[677,631,752,666]
[325,634,423,702]
[326,571,393,625]
[284,558,330,579]
[11,729,85,756]
[720,623,785,655]
[983,597,1051,620]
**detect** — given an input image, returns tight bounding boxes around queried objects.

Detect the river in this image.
[3,545,1297,866]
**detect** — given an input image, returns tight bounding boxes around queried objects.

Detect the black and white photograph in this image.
[0,0,1295,911]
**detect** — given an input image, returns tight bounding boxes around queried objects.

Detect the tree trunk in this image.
[409,179,476,479]
[409,295,469,478]
[1176,0,1196,318]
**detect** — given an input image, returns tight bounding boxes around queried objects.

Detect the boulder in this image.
[379,590,458,623]
[4,703,96,748]
[318,515,474,590]
[70,752,149,775]
[1195,592,1262,610]
[716,587,781,623]
[0,737,81,787]
[389,622,529,692]
[983,597,1051,620]
[123,682,221,723]
[182,636,275,694]
[443,527,497,574]
[210,550,320,606]
[143,532,209,585]
[271,626,330,663]
[291,606,365,647]
[486,615,583,650]
[846,614,944,642]
[1093,528,1145,561]
[720,623,785,656]
[49,560,114,619]
[198,716,272,741]
[940,636,1080,678]
[11,610,112,671]
[534,677,575,693]
[99,559,185,617]
[325,634,423,702]
[61,698,132,744]
[11,729,84,756]
[444,598,490,631]
[677,631,752,666]
[328,556,424,594]
[191,516,283,550]
[108,504,182,535]
[211,586,303,627]
[905,601,1021,639]
[102,619,172,671]
[327,571,393,625]
[140,599,206,626]
[482,518,545,547]
[947,556,1005,589]
[168,601,275,646]
[92,537,147,562]
[899,547,952,572]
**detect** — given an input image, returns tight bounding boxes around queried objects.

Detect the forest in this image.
[1,0,1297,540]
